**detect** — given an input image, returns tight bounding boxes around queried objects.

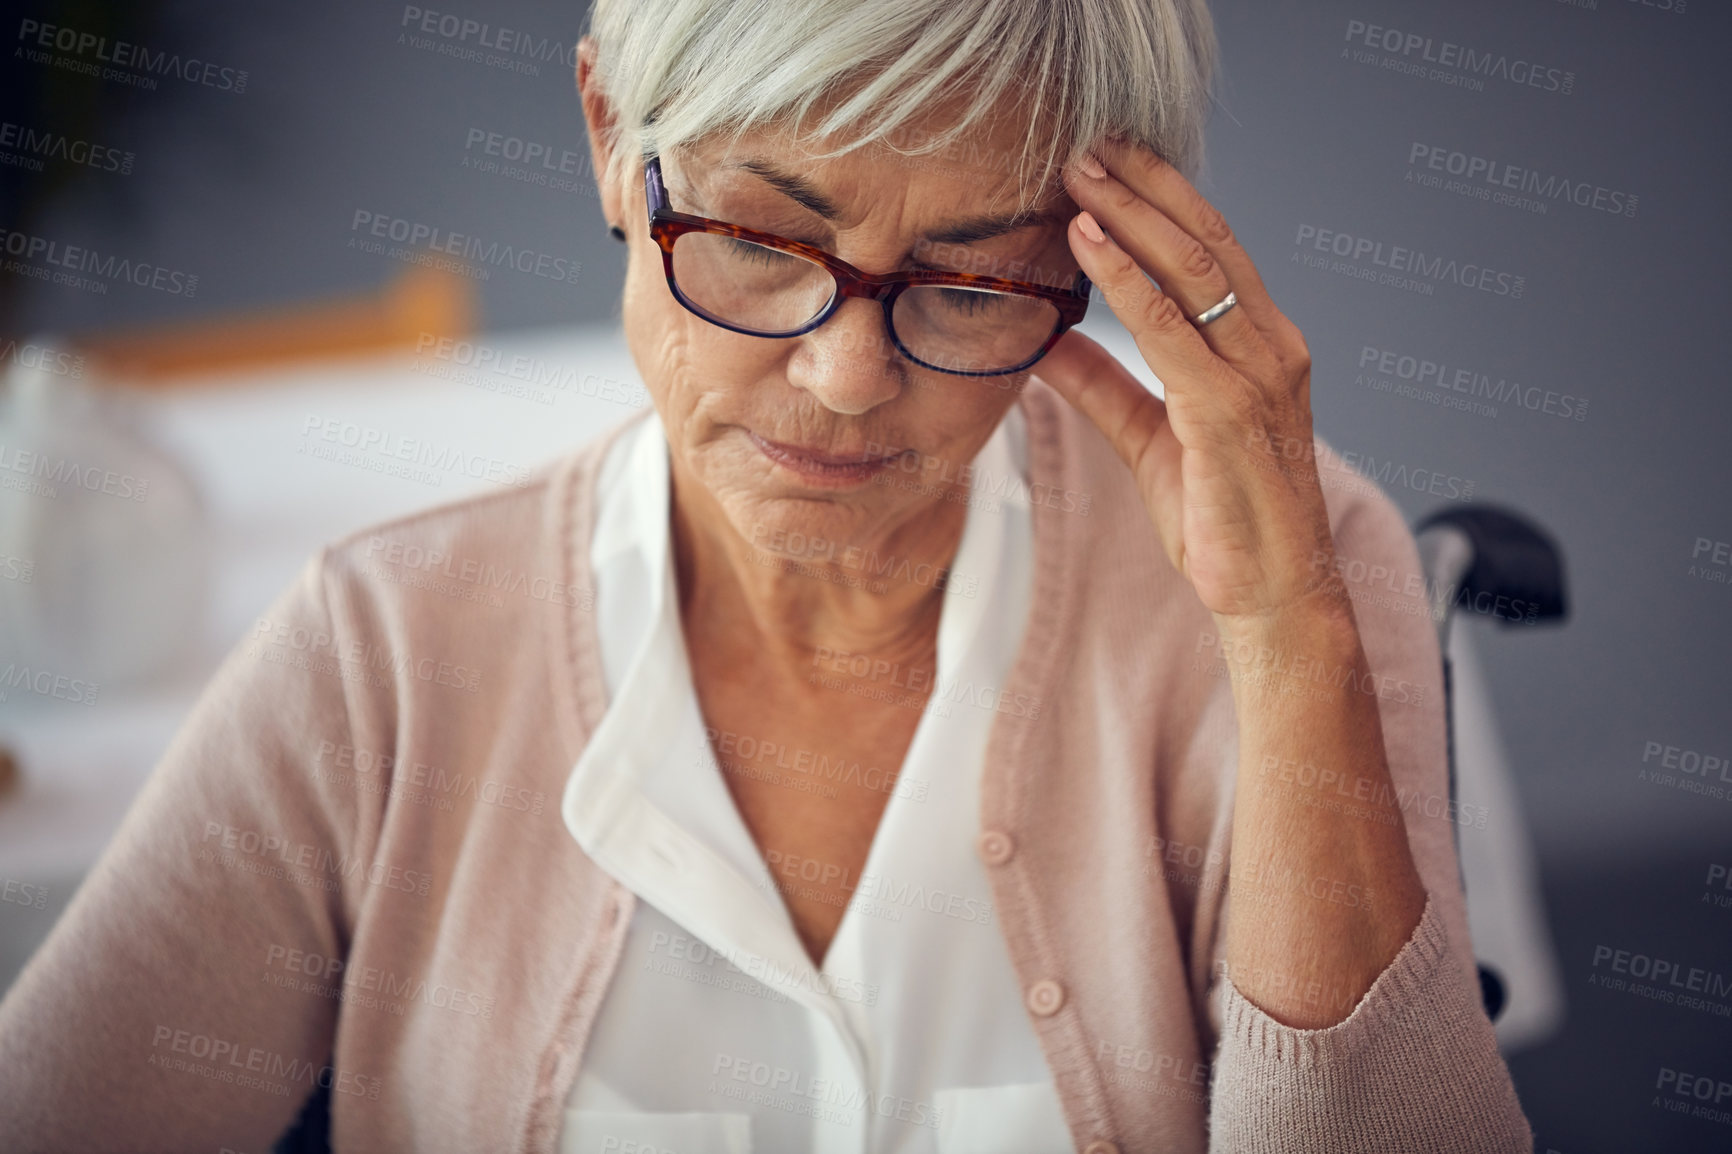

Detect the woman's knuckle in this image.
[1140,290,1190,334]
[1193,200,1235,247]
[1097,260,1143,310]
[1107,181,1142,213]
[1175,236,1217,281]
[1278,324,1313,376]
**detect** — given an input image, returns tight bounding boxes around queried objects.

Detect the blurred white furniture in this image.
[0,322,645,912]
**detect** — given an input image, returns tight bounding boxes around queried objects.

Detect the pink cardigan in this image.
[0,380,1531,1153]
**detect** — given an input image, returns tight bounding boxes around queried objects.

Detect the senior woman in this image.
[0,1,1531,1151]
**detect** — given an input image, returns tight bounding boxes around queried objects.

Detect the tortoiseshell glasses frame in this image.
[642,153,1092,378]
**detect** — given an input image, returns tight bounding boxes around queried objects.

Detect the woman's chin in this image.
[718,490,906,565]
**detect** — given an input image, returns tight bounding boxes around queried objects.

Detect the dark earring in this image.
[609,225,626,243]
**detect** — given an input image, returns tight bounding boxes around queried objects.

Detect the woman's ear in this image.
[576,35,626,238]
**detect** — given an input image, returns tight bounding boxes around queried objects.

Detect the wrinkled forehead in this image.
[659,86,1073,224]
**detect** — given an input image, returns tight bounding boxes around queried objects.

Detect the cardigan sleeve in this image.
[1202,466,1534,1153]
[0,552,378,1154]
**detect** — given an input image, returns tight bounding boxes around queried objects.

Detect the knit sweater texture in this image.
[0,379,1532,1153]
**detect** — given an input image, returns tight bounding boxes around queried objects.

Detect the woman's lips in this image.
[747,431,904,486]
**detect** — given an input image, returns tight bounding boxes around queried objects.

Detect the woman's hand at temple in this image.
[1041,138,1335,625]
[1038,138,1431,1029]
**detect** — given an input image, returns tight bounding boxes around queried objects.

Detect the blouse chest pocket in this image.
[933,1082,1073,1154]
[561,1109,752,1154]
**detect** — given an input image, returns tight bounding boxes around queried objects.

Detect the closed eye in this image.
[936,287,1014,314]
[726,237,802,267]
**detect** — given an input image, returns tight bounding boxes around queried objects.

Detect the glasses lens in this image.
[892,285,1061,375]
[670,232,835,334]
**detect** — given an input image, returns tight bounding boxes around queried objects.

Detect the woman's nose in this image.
[785,297,908,415]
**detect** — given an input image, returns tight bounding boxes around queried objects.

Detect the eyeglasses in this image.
[643,153,1090,377]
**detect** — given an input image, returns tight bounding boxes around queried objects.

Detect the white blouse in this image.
[557,404,1073,1154]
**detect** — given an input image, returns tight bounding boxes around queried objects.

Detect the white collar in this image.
[560,403,1031,1069]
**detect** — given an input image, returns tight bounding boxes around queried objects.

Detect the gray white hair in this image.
[584,0,1218,211]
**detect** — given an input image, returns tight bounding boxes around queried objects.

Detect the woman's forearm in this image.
[1215,592,1429,1029]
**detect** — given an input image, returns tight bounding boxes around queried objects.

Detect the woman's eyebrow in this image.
[923,208,1063,246]
[729,159,843,219]
[729,157,1062,243]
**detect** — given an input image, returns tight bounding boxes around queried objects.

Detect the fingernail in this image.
[1075,211,1106,244]
[1077,153,1107,179]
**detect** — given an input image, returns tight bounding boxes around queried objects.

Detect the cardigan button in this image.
[1083,1142,1120,1154]
[976,829,1015,866]
[1026,978,1065,1017]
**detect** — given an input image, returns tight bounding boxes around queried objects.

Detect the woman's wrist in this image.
[1208,588,1363,698]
